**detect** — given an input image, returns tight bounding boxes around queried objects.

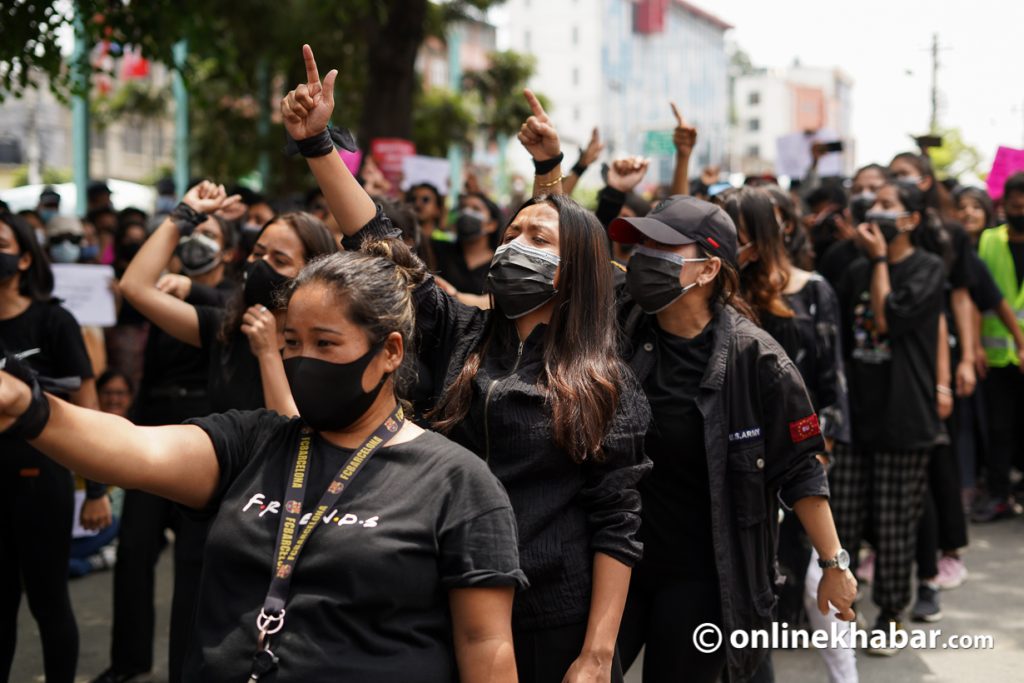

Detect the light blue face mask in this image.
[49,241,81,264]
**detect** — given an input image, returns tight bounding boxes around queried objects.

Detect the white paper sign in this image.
[775,130,843,179]
[400,155,451,193]
[51,264,117,327]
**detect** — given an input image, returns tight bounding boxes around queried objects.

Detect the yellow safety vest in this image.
[978,225,1024,367]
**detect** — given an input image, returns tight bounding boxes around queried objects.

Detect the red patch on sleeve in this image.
[789,414,821,444]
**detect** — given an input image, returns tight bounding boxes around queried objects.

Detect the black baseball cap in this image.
[609,195,739,266]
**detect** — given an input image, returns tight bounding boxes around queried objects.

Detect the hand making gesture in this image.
[281,44,339,141]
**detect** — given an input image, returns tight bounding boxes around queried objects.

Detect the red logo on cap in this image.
[707,237,720,249]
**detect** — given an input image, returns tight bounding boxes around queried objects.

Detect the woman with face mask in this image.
[432,192,501,308]
[0,249,526,683]
[609,194,856,682]
[119,181,336,416]
[829,181,946,653]
[0,212,111,683]
[817,164,891,289]
[286,45,651,683]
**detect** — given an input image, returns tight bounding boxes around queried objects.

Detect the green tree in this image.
[927,127,983,180]
[412,88,475,158]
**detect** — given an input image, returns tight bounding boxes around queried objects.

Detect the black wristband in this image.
[295,129,335,158]
[533,152,564,176]
[572,160,589,177]
[870,255,887,265]
[1,355,51,440]
[170,202,208,237]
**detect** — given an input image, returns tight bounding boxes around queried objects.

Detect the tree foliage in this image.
[927,127,983,180]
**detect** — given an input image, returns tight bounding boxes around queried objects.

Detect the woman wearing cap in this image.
[0,248,526,682]
[286,45,651,682]
[609,196,856,682]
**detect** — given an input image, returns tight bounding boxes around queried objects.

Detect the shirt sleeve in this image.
[946,224,971,290]
[576,370,653,567]
[596,186,627,230]
[340,203,403,251]
[413,277,488,388]
[438,506,529,591]
[183,409,289,512]
[194,305,224,350]
[967,249,1003,313]
[885,256,946,338]
[759,350,830,509]
[187,282,233,308]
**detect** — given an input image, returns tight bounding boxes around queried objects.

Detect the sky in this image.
[710,0,1024,174]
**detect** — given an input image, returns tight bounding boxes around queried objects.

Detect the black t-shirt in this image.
[0,300,94,463]
[1009,241,1024,288]
[638,320,715,579]
[196,306,265,413]
[837,250,945,451]
[817,239,861,290]
[183,410,526,683]
[432,241,489,296]
[966,248,1003,313]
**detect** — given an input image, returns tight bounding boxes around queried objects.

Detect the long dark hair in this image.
[888,180,952,269]
[0,211,54,302]
[431,194,625,464]
[954,186,995,229]
[219,212,336,344]
[765,185,812,270]
[720,187,793,320]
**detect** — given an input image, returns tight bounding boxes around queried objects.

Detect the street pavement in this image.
[12,517,1024,682]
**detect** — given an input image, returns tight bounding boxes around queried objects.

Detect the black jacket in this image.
[358,208,653,631]
[621,303,830,682]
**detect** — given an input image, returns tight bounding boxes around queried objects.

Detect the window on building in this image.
[92,128,106,151]
[0,138,22,164]
[748,91,760,105]
[573,106,581,122]
[746,145,760,158]
[572,26,579,45]
[123,124,144,154]
[747,118,760,132]
[524,30,531,51]
[572,67,580,87]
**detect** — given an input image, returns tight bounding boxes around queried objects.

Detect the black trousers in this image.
[0,454,78,683]
[981,365,1024,499]
[917,440,969,579]
[618,567,726,683]
[514,621,624,683]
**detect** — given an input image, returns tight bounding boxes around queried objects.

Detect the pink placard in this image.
[339,148,363,176]
[987,146,1024,201]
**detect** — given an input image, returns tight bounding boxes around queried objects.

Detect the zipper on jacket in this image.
[484,340,525,462]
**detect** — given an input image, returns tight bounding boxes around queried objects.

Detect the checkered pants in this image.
[828,444,931,615]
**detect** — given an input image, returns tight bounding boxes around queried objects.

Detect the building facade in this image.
[731,63,855,178]
[497,0,731,190]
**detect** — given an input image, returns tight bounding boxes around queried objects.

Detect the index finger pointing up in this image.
[303,44,320,85]
[670,101,685,127]
[523,89,547,119]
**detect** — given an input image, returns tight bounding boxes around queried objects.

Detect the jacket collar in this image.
[699,305,734,391]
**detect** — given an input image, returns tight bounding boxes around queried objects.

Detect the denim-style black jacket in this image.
[620,302,830,682]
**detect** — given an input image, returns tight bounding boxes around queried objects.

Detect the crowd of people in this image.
[1,43,1022,683]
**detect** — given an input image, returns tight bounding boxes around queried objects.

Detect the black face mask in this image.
[626,246,706,314]
[244,258,290,309]
[1007,215,1024,234]
[454,210,485,241]
[486,241,559,319]
[866,210,906,243]
[283,343,388,432]
[176,234,221,276]
[0,252,20,280]
[119,241,142,263]
[850,192,876,225]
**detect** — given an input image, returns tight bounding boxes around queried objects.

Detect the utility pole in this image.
[173,40,189,201]
[71,3,91,216]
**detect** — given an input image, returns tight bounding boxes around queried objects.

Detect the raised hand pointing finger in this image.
[670,101,685,127]
[303,44,320,88]
[523,88,549,122]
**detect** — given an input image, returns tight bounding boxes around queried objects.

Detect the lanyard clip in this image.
[257,608,286,639]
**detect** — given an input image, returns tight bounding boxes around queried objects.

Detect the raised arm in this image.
[516,89,564,198]
[120,181,239,348]
[562,127,603,196]
[669,102,696,196]
[282,45,376,236]
[0,370,219,509]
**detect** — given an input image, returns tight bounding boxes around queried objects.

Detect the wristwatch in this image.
[818,549,851,571]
